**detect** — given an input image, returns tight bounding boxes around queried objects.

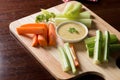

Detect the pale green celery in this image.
[93,30,103,64]
[55,14,66,18]
[77,19,92,28]
[62,2,74,15]
[65,2,82,18]
[79,11,91,19]
[103,31,110,62]
[54,18,70,26]
[64,43,76,74]
[58,46,70,72]
[54,18,92,28]
[56,11,90,19]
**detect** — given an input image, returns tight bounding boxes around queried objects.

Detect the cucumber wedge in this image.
[64,43,76,74]
[85,34,118,49]
[103,31,110,62]
[93,30,103,64]
[58,46,70,72]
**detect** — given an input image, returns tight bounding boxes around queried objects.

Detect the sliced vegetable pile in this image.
[85,30,120,64]
[35,2,92,28]
[16,23,56,47]
[58,43,79,74]
[15,1,120,75]
[55,2,92,28]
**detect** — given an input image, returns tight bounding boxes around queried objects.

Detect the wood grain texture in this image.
[9,1,120,80]
[1,0,120,80]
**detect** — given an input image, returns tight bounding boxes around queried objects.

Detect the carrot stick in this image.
[16,27,45,35]
[70,44,79,67]
[32,34,38,47]
[20,23,47,28]
[16,23,48,39]
[38,35,47,47]
[48,23,56,46]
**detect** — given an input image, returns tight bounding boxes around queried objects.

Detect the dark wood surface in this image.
[0,0,120,80]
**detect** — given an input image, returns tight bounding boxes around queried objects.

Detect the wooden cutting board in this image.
[9,1,120,80]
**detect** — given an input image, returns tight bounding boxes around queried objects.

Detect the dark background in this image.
[0,0,120,80]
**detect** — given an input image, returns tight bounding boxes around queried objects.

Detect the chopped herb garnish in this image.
[68,27,79,34]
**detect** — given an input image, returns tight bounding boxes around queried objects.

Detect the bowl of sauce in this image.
[56,21,88,43]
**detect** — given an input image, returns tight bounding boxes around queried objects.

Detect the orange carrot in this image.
[32,34,38,47]
[20,23,47,28]
[17,27,44,35]
[20,23,48,35]
[16,23,48,39]
[38,35,47,47]
[70,44,79,67]
[48,23,56,46]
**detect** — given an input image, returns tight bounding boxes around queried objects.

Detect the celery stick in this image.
[58,46,70,72]
[79,11,91,19]
[62,2,74,15]
[64,43,76,74]
[65,3,82,18]
[55,14,66,18]
[54,18,69,25]
[93,30,103,64]
[77,19,92,28]
[103,31,110,62]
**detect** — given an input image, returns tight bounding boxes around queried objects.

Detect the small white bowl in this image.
[56,21,88,43]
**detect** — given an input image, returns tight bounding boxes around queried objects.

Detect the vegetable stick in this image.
[20,23,47,28]
[16,27,45,35]
[79,11,91,19]
[62,2,74,15]
[64,43,77,74]
[58,46,70,72]
[103,31,110,62]
[93,30,103,64]
[48,23,56,46]
[70,44,79,67]
[38,35,47,47]
[32,34,38,47]
[17,23,48,39]
[77,19,92,28]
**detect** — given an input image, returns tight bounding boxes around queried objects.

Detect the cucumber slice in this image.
[93,30,103,64]
[85,34,118,49]
[103,31,110,62]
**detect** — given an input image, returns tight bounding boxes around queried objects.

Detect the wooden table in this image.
[0,0,120,80]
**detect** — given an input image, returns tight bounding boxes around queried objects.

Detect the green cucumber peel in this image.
[103,31,110,62]
[93,30,103,64]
